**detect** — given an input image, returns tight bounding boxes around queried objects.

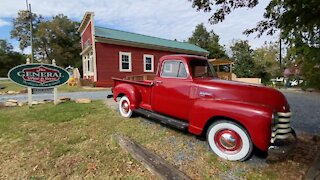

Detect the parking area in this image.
[281,90,320,135]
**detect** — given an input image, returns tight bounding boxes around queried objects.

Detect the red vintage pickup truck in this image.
[112,54,295,161]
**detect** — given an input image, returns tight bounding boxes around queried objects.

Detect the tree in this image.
[188,23,228,59]
[253,42,280,82]
[285,40,320,89]
[231,40,256,77]
[10,11,81,69]
[300,46,320,89]
[189,0,320,45]
[10,10,43,52]
[0,40,25,77]
[35,14,81,68]
[190,0,320,88]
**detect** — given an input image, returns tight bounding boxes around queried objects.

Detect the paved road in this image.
[281,90,320,135]
[1,89,319,135]
[0,91,111,102]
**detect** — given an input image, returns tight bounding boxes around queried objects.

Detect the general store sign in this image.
[8,64,70,88]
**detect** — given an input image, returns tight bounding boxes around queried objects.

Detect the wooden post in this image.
[113,135,190,180]
[52,59,58,105]
[26,58,32,107]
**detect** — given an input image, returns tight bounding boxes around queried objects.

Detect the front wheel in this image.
[207,121,253,161]
[118,96,133,118]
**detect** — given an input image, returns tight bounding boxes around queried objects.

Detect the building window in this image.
[83,50,93,75]
[87,55,90,72]
[84,39,90,49]
[83,55,87,73]
[143,54,154,72]
[119,52,132,72]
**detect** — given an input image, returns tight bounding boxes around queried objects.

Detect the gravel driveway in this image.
[281,90,320,135]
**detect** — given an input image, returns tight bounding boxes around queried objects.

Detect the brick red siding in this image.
[81,22,92,49]
[95,42,181,87]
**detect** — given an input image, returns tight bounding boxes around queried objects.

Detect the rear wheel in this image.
[207,120,253,161]
[118,96,133,118]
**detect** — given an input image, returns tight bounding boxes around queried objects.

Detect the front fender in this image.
[113,83,142,109]
[188,99,273,151]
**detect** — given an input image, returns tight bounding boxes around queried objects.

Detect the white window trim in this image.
[83,51,94,76]
[143,54,154,72]
[119,52,132,72]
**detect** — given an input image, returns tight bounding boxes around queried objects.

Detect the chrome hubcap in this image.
[122,101,129,113]
[214,129,242,153]
[220,133,237,149]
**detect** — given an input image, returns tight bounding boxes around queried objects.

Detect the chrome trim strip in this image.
[277,112,292,117]
[272,128,292,136]
[278,118,290,123]
[273,123,291,129]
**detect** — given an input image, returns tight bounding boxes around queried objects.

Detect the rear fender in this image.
[113,83,142,109]
[188,99,273,151]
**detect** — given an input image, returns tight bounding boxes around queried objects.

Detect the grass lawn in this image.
[0,101,317,179]
[57,84,108,92]
[0,80,108,93]
[0,80,25,93]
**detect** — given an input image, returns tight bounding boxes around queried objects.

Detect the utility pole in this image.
[279,35,282,70]
[26,0,34,63]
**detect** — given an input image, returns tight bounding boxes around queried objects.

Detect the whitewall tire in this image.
[118,96,133,118]
[207,121,253,161]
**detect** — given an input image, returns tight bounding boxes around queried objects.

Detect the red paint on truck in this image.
[112,54,295,161]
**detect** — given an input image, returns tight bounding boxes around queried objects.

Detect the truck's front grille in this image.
[271,112,292,144]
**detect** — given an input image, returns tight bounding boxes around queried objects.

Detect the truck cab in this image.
[112,54,296,161]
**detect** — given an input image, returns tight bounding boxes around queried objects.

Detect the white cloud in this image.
[0,18,10,27]
[0,0,279,49]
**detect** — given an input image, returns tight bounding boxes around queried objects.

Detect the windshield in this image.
[190,60,217,78]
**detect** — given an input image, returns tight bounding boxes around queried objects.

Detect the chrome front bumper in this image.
[269,112,297,154]
[269,128,297,154]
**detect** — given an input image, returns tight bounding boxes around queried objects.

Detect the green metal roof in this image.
[94,26,209,55]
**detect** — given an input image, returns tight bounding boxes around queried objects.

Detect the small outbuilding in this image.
[209,59,234,80]
[78,12,209,87]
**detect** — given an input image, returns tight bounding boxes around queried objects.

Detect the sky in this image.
[0,0,280,53]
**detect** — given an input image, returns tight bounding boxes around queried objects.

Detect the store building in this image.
[78,12,208,87]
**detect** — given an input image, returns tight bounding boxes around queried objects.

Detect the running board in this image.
[133,108,189,131]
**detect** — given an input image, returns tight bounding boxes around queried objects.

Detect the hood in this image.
[194,78,290,113]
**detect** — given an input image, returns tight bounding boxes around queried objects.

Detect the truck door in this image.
[152,60,191,120]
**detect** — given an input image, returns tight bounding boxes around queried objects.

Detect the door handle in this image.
[155,81,162,84]
[199,91,213,97]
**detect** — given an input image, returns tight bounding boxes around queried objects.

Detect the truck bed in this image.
[112,74,155,86]
[112,75,154,110]
[112,77,153,86]
[126,74,155,82]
